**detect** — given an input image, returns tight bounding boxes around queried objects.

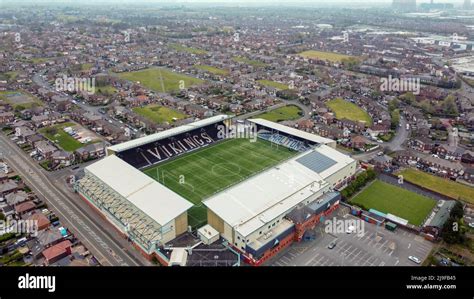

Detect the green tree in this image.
[441,95,458,115]
[442,216,463,244]
[401,92,415,105]
[450,201,464,221]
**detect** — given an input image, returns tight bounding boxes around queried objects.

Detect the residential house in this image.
[297,119,314,131]
[351,135,369,150]
[411,137,436,153]
[367,123,390,137]
[75,142,106,161]
[0,112,14,124]
[436,145,466,160]
[462,167,474,184]
[35,141,57,159]
[0,179,18,196]
[51,150,74,168]
[15,126,36,141]
[42,240,72,265]
[5,190,29,206]
[14,201,36,216]
[27,212,51,231]
[337,118,365,132]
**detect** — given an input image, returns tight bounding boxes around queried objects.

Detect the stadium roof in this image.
[204,144,354,237]
[248,118,337,147]
[108,115,233,153]
[296,151,337,173]
[85,155,193,226]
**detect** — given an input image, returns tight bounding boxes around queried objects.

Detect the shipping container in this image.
[385,222,397,231]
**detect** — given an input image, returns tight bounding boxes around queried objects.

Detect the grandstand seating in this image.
[117,122,225,169]
[257,130,311,152]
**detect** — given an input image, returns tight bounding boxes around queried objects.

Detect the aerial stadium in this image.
[75,115,357,265]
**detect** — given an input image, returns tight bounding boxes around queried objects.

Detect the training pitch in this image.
[350,180,436,226]
[143,138,297,227]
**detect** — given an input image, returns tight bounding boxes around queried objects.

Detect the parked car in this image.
[408,256,421,264]
[328,241,337,249]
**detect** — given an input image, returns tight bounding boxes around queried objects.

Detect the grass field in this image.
[350,180,436,226]
[132,104,187,124]
[0,71,19,81]
[326,98,372,126]
[143,138,297,227]
[398,168,474,204]
[194,65,229,76]
[256,105,303,122]
[257,79,289,90]
[117,68,204,93]
[298,50,357,63]
[39,122,94,152]
[232,56,267,67]
[0,91,43,109]
[170,43,208,55]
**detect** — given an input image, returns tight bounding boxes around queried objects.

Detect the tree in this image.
[0,212,5,221]
[45,127,58,136]
[441,95,458,116]
[450,201,464,220]
[442,216,462,244]
[401,92,415,105]
[420,101,434,114]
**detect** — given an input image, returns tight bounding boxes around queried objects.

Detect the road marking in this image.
[281,256,292,263]
[0,138,137,266]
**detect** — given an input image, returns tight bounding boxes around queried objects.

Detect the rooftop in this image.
[85,155,193,226]
[204,144,354,237]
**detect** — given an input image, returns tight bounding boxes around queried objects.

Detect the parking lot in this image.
[268,208,433,266]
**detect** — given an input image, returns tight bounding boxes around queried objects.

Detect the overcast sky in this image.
[2,0,466,4]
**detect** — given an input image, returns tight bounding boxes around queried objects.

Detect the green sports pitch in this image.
[350,180,436,226]
[143,138,297,227]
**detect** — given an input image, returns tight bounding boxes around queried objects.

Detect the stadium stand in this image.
[257,129,312,152]
[117,122,226,169]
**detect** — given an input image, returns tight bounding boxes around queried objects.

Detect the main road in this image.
[0,134,149,266]
[352,115,410,161]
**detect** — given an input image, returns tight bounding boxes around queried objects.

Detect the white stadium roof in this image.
[108,115,232,153]
[204,144,354,237]
[85,155,193,226]
[248,118,337,147]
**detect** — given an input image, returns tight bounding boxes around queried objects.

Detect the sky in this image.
[1,0,466,4]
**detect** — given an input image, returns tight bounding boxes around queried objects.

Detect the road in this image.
[384,115,410,152]
[0,134,148,266]
[353,116,410,161]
